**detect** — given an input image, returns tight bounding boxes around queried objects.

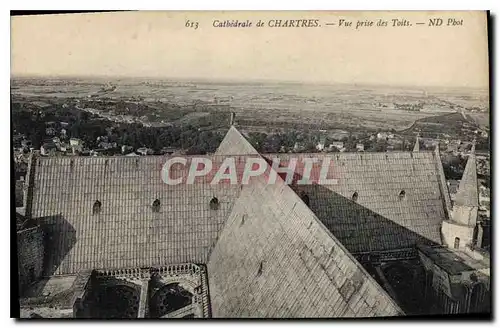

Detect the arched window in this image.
[454,237,460,249]
[398,190,406,200]
[209,197,219,210]
[152,199,161,213]
[352,191,359,202]
[93,200,102,215]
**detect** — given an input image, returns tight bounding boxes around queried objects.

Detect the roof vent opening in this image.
[352,191,359,202]
[209,197,220,210]
[398,190,406,200]
[93,200,102,215]
[152,199,161,213]
[257,261,263,277]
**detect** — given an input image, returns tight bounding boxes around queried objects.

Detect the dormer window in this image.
[93,200,102,215]
[152,199,161,213]
[352,192,359,202]
[398,190,406,200]
[209,197,219,210]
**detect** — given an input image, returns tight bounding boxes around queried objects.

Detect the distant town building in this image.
[121,145,134,154]
[293,142,305,152]
[377,132,394,140]
[70,138,82,147]
[160,147,181,155]
[98,141,117,150]
[316,138,326,151]
[328,142,344,151]
[40,142,57,156]
[137,147,154,156]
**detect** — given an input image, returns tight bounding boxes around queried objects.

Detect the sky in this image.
[11,11,489,88]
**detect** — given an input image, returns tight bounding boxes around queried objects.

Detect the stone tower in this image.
[441,140,479,250]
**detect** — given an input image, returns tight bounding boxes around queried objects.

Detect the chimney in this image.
[230,112,236,126]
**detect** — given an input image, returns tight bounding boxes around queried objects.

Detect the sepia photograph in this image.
[11,10,491,319]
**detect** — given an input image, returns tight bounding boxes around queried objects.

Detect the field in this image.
[11,77,489,132]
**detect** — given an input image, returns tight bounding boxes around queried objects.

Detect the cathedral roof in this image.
[262,151,449,253]
[26,154,244,275]
[208,138,403,317]
[24,125,457,317]
[455,143,479,207]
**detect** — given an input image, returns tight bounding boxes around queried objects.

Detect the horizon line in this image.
[10,73,489,91]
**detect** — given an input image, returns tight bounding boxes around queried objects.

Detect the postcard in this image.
[11,11,490,319]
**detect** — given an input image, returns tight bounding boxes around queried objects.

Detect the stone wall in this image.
[451,206,478,228]
[441,220,474,250]
[206,173,403,318]
[17,226,44,293]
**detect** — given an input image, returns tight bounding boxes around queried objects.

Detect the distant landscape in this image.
[11,77,490,190]
[12,77,489,132]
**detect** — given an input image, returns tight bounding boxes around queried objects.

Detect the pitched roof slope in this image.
[26,155,243,275]
[262,152,448,253]
[455,145,479,207]
[413,135,420,152]
[215,126,260,156]
[207,167,403,317]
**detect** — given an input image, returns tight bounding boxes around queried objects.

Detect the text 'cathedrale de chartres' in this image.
[213,19,321,28]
